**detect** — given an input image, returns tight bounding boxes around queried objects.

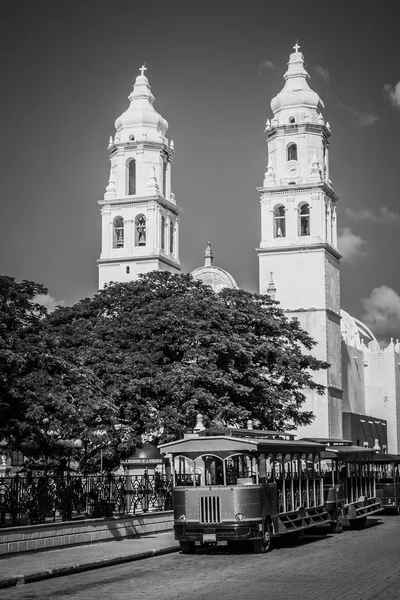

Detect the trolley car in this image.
[310,439,383,530]
[159,423,332,553]
[373,453,400,514]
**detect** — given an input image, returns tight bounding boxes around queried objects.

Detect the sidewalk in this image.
[0,531,179,589]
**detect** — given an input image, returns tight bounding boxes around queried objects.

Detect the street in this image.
[2,515,400,600]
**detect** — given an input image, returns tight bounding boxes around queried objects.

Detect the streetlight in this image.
[56,438,83,476]
[95,417,107,474]
[55,438,83,521]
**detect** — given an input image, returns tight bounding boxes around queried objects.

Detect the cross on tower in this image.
[139,64,147,76]
[293,41,300,52]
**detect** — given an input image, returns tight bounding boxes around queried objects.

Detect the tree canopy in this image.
[1,272,328,471]
[0,276,104,470]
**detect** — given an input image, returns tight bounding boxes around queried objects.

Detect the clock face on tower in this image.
[285,160,299,179]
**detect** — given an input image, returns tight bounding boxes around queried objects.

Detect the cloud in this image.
[345,206,400,225]
[258,60,275,76]
[361,285,400,342]
[314,65,331,84]
[337,227,367,262]
[338,102,380,126]
[384,82,400,110]
[35,294,65,313]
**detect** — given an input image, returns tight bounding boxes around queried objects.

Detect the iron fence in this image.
[0,472,173,528]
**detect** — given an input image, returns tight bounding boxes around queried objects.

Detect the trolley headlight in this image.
[235,513,244,522]
[179,514,186,522]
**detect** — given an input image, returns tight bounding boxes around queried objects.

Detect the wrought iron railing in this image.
[0,473,173,528]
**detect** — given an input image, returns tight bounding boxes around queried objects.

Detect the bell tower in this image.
[257,45,343,438]
[98,66,181,288]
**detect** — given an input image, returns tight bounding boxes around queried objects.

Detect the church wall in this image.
[341,341,366,415]
[364,347,400,454]
[288,309,342,440]
[395,356,400,455]
[296,389,330,439]
[325,253,340,313]
[259,249,329,310]
[326,313,342,389]
[286,309,328,384]
[98,258,176,289]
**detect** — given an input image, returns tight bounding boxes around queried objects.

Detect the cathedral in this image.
[98,47,400,454]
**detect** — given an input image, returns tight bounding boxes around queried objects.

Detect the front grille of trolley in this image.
[199,496,221,524]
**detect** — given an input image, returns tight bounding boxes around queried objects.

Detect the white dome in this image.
[340,309,380,351]
[114,72,168,144]
[191,241,237,293]
[192,265,237,293]
[270,51,324,124]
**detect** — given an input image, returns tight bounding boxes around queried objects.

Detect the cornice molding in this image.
[97,254,181,269]
[284,307,341,320]
[258,181,339,202]
[257,242,342,261]
[266,123,331,139]
[99,195,181,215]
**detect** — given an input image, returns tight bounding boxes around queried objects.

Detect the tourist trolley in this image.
[373,453,400,514]
[159,423,332,553]
[311,439,383,530]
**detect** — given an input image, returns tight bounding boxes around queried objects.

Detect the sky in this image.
[1,0,400,343]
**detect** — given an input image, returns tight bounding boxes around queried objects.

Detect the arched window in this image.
[135,214,146,246]
[128,159,136,195]
[161,216,166,250]
[113,216,124,248]
[274,206,286,238]
[169,221,174,253]
[287,143,297,161]
[289,116,296,124]
[162,161,167,197]
[299,203,310,236]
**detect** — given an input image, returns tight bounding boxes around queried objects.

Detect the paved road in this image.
[2,516,400,600]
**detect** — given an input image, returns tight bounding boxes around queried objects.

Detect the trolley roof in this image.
[372,453,400,464]
[158,432,325,459]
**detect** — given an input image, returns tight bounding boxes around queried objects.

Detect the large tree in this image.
[46,271,328,462]
[0,276,105,470]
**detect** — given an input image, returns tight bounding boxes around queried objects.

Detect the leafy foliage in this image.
[0,277,104,471]
[47,272,328,453]
[1,272,328,471]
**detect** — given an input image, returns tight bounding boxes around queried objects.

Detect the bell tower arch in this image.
[257,44,343,439]
[98,66,181,288]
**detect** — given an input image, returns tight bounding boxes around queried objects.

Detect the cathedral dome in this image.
[340,310,380,351]
[270,46,324,124]
[114,67,168,144]
[191,242,238,293]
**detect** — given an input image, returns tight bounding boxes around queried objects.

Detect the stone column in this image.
[147,205,156,254]
[125,219,133,254]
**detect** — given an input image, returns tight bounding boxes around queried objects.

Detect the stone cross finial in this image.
[139,64,147,76]
[293,41,300,52]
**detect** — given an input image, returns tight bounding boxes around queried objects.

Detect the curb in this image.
[0,544,180,589]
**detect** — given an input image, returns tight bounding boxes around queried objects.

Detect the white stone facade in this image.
[98,67,181,288]
[257,45,400,452]
[341,312,400,453]
[258,46,343,440]
[96,52,400,452]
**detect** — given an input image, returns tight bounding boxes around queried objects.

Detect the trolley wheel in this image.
[253,522,272,554]
[179,541,196,554]
[350,516,367,530]
[331,507,344,534]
